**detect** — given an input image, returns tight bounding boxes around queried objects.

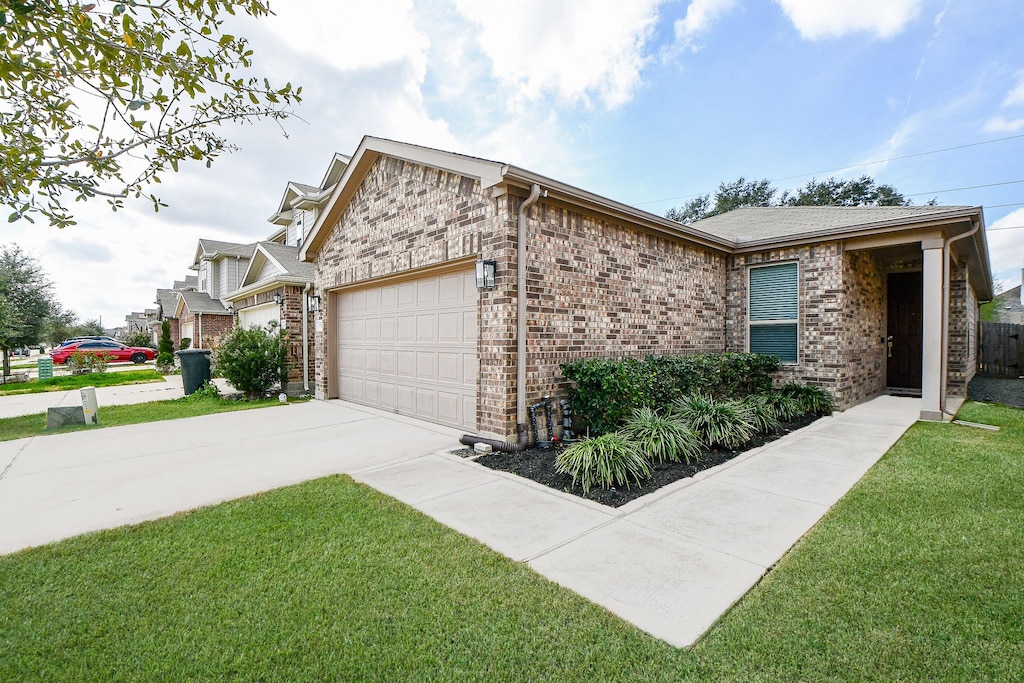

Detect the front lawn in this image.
[0,369,163,396]
[0,395,295,442]
[0,403,1020,680]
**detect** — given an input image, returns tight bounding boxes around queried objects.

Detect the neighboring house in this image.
[299,136,992,438]
[226,242,316,394]
[986,270,1024,324]
[123,311,149,337]
[222,153,350,393]
[173,290,234,349]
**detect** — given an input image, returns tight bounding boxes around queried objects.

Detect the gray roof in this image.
[172,276,198,290]
[259,241,314,279]
[687,206,977,245]
[292,181,319,194]
[155,289,179,315]
[196,239,256,262]
[992,285,1024,324]
[178,290,230,315]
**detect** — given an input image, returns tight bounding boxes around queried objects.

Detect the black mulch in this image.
[474,413,821,508]
[967,375,1024,408]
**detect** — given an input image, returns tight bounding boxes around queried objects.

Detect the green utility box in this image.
[37,357,53,380]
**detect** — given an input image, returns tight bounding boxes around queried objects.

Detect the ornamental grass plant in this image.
[673,392,754,449]
[554,432,651,492]
[623,406,703,464]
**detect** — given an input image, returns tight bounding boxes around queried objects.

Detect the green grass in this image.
[0,369,163,396]
[0,395,293,442]
[1,402,1021,681]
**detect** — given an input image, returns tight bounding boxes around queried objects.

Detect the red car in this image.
[50,340,157,365]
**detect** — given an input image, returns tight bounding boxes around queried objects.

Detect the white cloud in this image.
[1001,68,1024,108]
[982,115,1024,134]
[451,0,662,109]
[775,0,922,40]
[987,208,1024,279]
[673,0,739,49]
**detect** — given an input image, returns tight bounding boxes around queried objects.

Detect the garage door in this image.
[336,269,478,431]
[180,322,194,347]
[238,303,280,330]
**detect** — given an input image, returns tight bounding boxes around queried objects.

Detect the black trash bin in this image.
[176,348,212,395]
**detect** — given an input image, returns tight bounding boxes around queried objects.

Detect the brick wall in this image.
[726,243,849,402]
[947,261,975,396]
[839,250,886,405]
[197,313,234,349]
[522,199,727,417]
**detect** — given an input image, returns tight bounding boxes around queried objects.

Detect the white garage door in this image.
[336,269,478,431]
[180,322,194,347]
[238,303,280,330]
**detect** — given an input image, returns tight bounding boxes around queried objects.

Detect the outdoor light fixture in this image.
[273,291,284,307]
[308,295,321,312]
[475,259,497,289]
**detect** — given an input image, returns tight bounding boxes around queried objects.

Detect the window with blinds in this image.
[748,262,798,363]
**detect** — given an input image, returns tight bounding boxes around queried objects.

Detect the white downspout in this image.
[197,313,202,349]
[517,183,544,433]
[940,220,981,417]
[302,282,311,393]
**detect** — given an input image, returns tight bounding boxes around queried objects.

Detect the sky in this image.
[3,0,1024,328]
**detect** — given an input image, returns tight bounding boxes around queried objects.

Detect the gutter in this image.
[517,183,544,434]
[302,282,311,393]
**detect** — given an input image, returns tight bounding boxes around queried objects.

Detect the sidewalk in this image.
[352,394,920,647]
[0,375,233,419]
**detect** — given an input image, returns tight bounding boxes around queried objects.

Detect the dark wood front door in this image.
[886,271,923,390]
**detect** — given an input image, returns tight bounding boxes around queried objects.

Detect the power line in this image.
[635,132,1024,206]
[986,202,1024,209]
[987,225,1024,231]
[905,179,1024,197]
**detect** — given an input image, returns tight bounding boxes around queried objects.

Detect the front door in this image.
[886,271,923,391]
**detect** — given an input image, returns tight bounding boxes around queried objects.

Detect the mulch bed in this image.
[473,413,821,508]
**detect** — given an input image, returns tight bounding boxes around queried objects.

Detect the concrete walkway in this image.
[0,394,919,648]
[0,375,234,419]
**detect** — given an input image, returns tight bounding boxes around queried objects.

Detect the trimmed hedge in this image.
[560,353,781,435]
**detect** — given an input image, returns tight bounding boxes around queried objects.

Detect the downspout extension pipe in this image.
[459,434,524,454]
[517,183,545,441]
[302,282,311,393]
[940,219,982,417]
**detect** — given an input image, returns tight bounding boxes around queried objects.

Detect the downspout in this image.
[517,183,544,438]
[302,282,311,393]
[940,220,981,417]
[197,313,203,349]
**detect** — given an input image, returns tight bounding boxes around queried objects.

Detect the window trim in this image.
[746,260,800,365]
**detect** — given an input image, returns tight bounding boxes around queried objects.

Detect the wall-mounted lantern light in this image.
[475,259,497,289]
[273,291,284,307]
[308,294,321,312]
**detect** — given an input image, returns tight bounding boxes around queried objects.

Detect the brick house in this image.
[300,136,992,439]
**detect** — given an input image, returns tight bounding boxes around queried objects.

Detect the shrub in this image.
[123,330,155,348]
[555,432,651,493]
[178,337,192,350]
[756,391,803,422]
[214,322,289,399]
[182,381,221,400]
[559,358,655,435]
[623,406,703,464]
[156,352,175,371]
[780,382,835,416]
[561,353,780,435]
[65,350,109,374]
[741,394,782,434]
[673,393,753,449]
[158,320,174,356]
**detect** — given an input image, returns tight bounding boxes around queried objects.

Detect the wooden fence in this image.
[979,322,1024,378]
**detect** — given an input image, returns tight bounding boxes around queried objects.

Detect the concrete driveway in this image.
[0,394,919,648]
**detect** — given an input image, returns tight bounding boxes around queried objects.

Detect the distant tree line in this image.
[666,175,933,223]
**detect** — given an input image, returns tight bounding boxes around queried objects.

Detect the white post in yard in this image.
[920,239,944,421]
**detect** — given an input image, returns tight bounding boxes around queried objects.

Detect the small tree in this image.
[214,322,289,399]
[157,320,174,367]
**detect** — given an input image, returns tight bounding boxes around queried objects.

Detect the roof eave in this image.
[224,275,313,302]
